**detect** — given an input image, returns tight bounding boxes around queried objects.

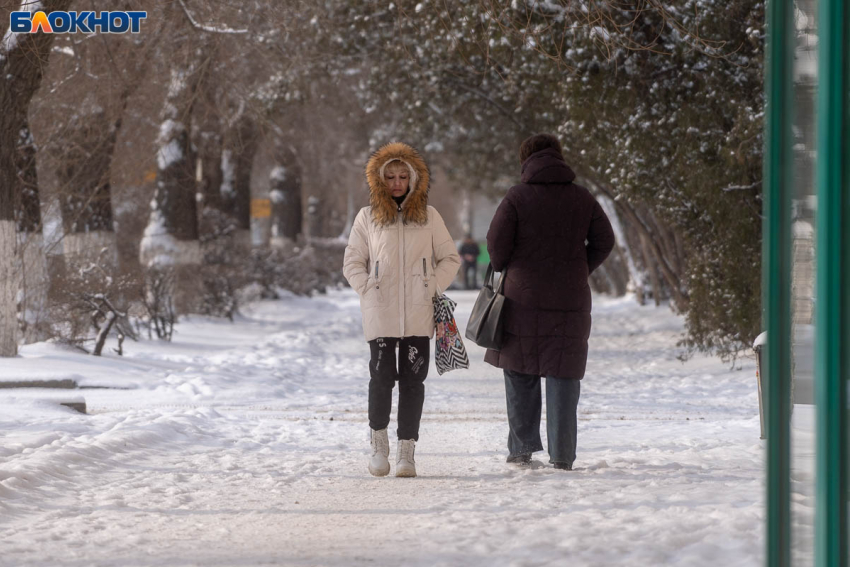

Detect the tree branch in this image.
[178,0,249,35]
[441,77,529,132]
[722,180,762,192]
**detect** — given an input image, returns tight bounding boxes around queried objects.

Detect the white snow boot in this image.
[396,439,417,477]
[368,428,390,477]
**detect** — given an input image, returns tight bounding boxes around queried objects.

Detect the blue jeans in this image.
[504,369,581,466]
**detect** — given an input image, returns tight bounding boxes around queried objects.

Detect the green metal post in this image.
[814,0,849,564]
[763,0,794,564]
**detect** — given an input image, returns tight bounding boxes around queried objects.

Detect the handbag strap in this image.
[483,263,506,293]
[496,266,507,293]
[483,263,495,289]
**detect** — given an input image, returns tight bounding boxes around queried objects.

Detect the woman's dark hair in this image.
[519,133,563,163]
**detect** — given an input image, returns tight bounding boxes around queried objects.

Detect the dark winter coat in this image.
[483,148,615,379]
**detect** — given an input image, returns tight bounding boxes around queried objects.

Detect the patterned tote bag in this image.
[432,294,470,375]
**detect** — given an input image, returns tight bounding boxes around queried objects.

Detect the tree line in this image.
[0,0,764,360]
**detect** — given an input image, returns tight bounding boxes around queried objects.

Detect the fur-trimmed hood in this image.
[366,142,430,226]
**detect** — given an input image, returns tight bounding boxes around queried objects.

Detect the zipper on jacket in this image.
[423,258,427,277]
[398,212,405,335]
[375,261,379,289]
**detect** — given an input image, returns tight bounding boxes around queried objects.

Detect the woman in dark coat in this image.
[484,133,615,470]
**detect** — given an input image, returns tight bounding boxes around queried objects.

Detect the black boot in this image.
[506,454,532,466]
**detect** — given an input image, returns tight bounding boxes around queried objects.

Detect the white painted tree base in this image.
[0,221,16,356]
[63,231,119,266]
[139,236,202,268]
[17,232,48,345]
[139,235,202,315]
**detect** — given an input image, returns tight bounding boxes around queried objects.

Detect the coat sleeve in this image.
[343,208,371,296]
[486,191,517,272]
[431,209,461,294]
[586,199,616,274]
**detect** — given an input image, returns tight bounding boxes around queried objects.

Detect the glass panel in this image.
[790,0,819,563]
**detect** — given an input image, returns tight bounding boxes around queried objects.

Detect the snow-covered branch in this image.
[442,78,528,131]
[178,0,249,35]
[722,181,762,192]
[84,293,126,356]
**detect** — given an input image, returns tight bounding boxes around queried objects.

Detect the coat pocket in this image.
[412,257,433,306]
[362,260,384,309]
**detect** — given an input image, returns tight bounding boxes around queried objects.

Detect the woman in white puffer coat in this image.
[343,142,460,478]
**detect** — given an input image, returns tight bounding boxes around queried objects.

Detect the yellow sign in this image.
[251,198,272,219]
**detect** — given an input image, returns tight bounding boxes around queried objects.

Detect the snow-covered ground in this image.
[0,289,764,566]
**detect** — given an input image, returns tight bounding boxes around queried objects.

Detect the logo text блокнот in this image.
[10,11,147,34]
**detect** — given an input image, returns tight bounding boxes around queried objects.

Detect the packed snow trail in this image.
[0,290,763,566]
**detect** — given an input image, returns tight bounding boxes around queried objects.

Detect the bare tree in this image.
[0,0,74,356]
[50,2,160,268]
[54,106,118,264]
[14,114,50,342]
[195,50,226,217]
[138,9,205,314]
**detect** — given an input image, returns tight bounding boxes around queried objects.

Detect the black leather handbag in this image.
[464,263,507,350]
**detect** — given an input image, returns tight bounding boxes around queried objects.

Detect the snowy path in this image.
[0,290,763,566]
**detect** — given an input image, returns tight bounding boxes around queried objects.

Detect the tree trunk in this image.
[639,231,662,306]
[55,9,158,269]
[0,0,73,355]
[0,61,16,355]
[196,116,226,251]
[270,147,303,248]
[55,108,119,265]
[15,119,41,234]
[597,194,640,297]
[194,43,224,218]
[0,222,15,356]
[306,196,323,239]
[15,118,49,343]
[589,263,623,296]
[461,186,473,237]
[139,57,203,314]
[674,230,687,277]
[646,211,680,280]
[584,177,689,310]
[197,125,224,216]
[342,181,355,240]
[194,62,234,264]
[224,115,258,250]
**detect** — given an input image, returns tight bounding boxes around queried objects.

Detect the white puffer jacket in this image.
[343,143,460,341]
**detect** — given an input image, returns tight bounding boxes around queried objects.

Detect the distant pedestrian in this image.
[459,234,481,289]
[343,142,461,478]
[485,133,615,471]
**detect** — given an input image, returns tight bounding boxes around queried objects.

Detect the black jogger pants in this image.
[368,336,430,441]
